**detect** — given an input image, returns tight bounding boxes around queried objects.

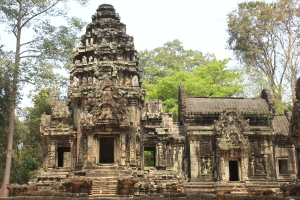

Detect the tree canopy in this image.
[227,0,300,112]
[140,41,243,120]
[139,39,215,84]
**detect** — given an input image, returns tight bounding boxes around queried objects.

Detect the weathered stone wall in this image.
[2,194,300,200]
[140,99,185,173]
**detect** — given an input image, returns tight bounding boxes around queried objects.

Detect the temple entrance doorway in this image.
[100,137,114,163]
[57,147,71,167]
[144,147,155,167]
[229,161,239,181]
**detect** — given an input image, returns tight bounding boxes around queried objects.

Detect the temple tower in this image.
[69,4,145,168]
[41,4,145,171]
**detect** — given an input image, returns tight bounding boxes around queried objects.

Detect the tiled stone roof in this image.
[185,97,269,114]
[272,115,289,135]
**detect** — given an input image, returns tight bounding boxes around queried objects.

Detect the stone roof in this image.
[272,115,289,135]
[185,97,270,114]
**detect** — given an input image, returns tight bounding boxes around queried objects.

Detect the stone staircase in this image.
[91,179,118,197]
[184,181,217,194]
[86,164,133,197]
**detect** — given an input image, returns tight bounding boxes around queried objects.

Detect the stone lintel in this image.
[187,131,214,137]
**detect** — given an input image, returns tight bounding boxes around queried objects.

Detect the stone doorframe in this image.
[96,134,120,165]
[86,133,121,166]
[46,139,73,170]
[219,150,249,182]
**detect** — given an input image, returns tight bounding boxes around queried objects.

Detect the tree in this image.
[227,0,300,112]
[139,39,214,84]
[0,0,88,196]
[0,51,14,186]
[146,59,243,120]
[0,89,52,185]
[10,89,52,184]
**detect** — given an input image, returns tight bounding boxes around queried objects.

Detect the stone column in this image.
[75,103,84,167]
[128,100,137,165]
[48,141,56,168]
[241,152,249,181]
[190,138,199,180]
[86,133,94,166]
[157,142,165,167]
[130,144,136,165]
[121,133,126,165]
[220,156,226,181]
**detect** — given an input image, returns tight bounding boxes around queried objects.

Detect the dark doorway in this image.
[279,160,288,174]
[100,137,114,163]
[144,147,155,166]
[57,147,70,167]
[229,161,239,181]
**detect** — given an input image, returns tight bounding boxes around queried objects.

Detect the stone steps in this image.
[88,164,134,197]
[183,181,287,195]
[86,170,132,178]
[91,180,118,197]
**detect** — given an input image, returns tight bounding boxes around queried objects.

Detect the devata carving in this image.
[201,157,212,175]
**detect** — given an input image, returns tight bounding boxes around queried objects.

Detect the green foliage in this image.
[144,151,155,167]
[139,39,214,84]
[146,58,243,120]
[9,89,52,184]
[227,0,300,112]
[22,156,40,172]
[23,89,52,150]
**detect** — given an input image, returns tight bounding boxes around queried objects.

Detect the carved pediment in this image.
[214,109,250,133]
[215,109,250,151]
[81,80,129,127]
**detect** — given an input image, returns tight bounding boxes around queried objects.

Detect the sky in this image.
[1,0,274,107]
[68,0,254,60]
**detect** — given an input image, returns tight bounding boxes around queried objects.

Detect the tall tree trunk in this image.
[0,79,17,197]
[290,67,298,103]
[0,3,22,197]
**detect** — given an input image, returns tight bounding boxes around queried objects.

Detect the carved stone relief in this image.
[215,109,250,151]
[252,157,266,175]
[132,75,139,87]
[201,157,212,175]
[157,143,165,167]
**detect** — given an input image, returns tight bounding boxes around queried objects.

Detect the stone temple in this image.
[7,4,300,199]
